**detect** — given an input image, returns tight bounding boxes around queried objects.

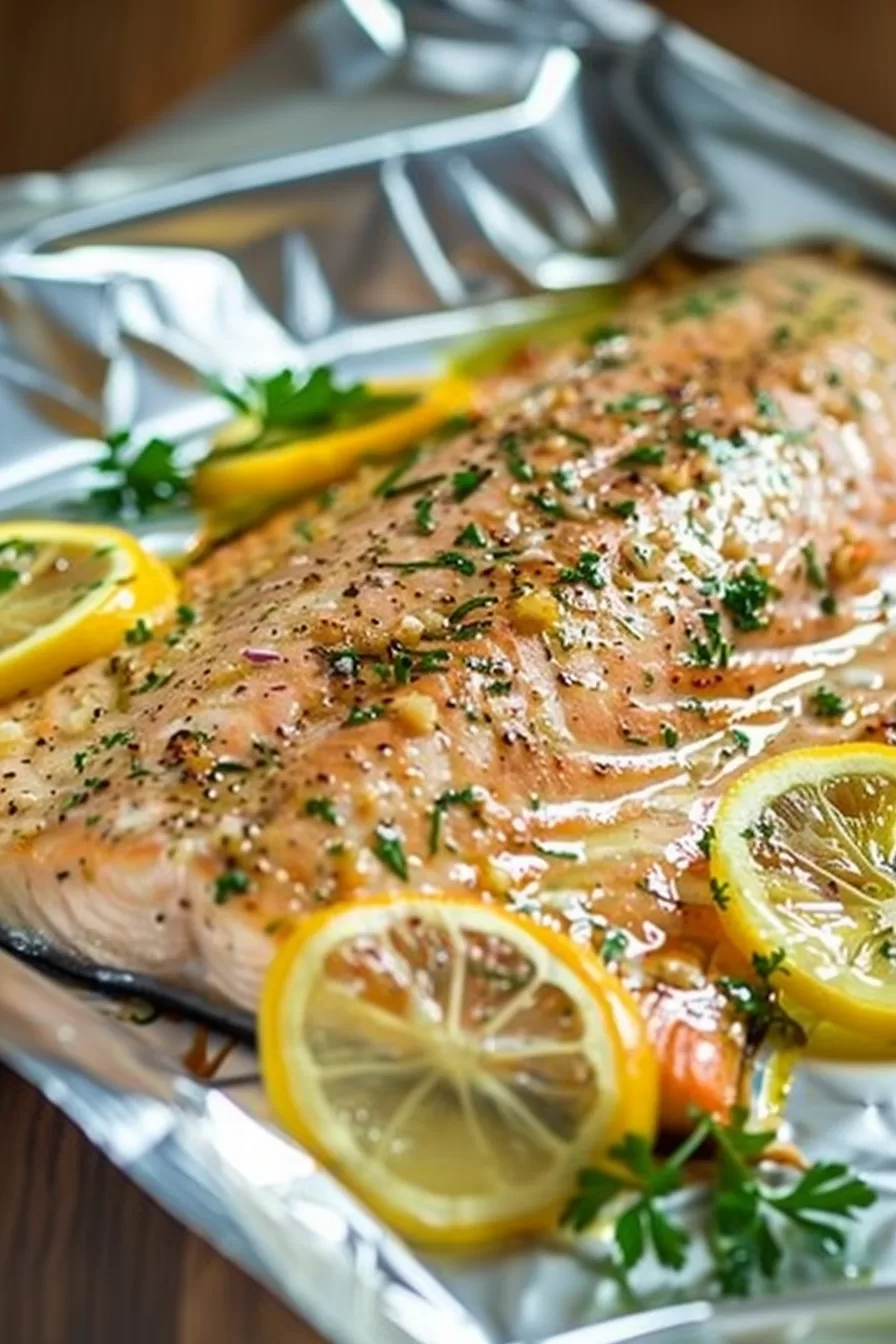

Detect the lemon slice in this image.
[0,521,177,703]
[712,743,896,1039]
[194,376,472,507]
[260,896,657,1246]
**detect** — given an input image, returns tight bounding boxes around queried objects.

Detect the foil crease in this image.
[3,2,896,1340]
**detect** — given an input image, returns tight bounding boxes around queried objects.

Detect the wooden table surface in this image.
[1,2,896,1342]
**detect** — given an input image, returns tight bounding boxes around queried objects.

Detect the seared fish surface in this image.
[4,254,896,1125]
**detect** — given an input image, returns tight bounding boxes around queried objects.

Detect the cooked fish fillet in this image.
[4,253,896,1127]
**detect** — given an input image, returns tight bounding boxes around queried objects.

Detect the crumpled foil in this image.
[3,2,896,1340]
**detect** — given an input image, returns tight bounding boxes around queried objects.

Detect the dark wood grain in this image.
[1,3,896,1343]
[0,1067,316,1344]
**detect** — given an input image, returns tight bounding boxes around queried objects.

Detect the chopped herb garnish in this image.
[587,321,627,344]
[688,610,732,668]
[533,838,583,862]
[213,867,250,903]
[810,686,847,719]
[0,568,19,594]
[499,432,535,482]
[661,285,739,324]
[449,596,497,626]
[372,822,408,879]
[414,496,436,535]
[452,466,491,501]
[605,499,637,520]
[562,1109,875,1296]
[754,390,781,422]
[802,541,826,588]
[600,929,628,965]
[345,703,385,726]
[820,593,838,617]
[661,723,680,750]
[125,617,153,646]
[454,522,488,548]
[718,949,791,1043]
[730,728,750,752]
[228,366,416,439]
[616,444,666,468]
[772,324,792,348]
[697,825,715,859]
[722,563,775,632]
[557,551,606,590]
[429,786,481,854]
[132,669,174,695]
[304,797,339,825]
[606,393,669,415]
[552,465,577,494]
[380,551,476,576]
[709,877,730,909]
[526,490,568,520]
[177,604,196,626]
[374,448,421,497]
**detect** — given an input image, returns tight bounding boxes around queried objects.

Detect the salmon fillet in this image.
[3,252,896,1127]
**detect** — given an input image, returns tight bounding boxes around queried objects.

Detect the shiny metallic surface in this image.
[2,2,896,1340]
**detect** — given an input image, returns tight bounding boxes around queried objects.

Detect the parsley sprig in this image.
[90,430,191,518]
[562,1109,875,1296]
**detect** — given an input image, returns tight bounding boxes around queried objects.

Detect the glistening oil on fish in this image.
[1,254,896,1174]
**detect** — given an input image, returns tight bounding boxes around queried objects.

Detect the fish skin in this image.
[2,253,896,1125]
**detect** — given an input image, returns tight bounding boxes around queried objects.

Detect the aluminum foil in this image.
[4,2,896,1340]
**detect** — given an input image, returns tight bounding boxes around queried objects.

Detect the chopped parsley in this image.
[177,604,196,626]
[125,617,153,646]
[380,551,476,576]
[722,563,775,632]
[697,825,715,859]
[661,284,739,324]
[132,668,174,695]
[304,797,339,825]
[557,551,606,590]
[454,522,488,548]
[0,568,19,594]
[730,728,750,752]
[661,723,680,750]
[616,444,665,468]
[718,949,791,1043]
[526,490,568,520]
[414,497,435,535]
[374,448,421,497]
[372,823,408,879]
[452,466,491,501]
[810,686,847,719]
[802,541,826,588]
[606,393,669,415]
[709,877,730,909]
[213,867,250,903]
[605,499,637,520]
[688,610,732,668]
[600,929,628,965]
[499,433,535,482]
[345,703,385,726]
[429,786,481,854]
[449,596,497,626]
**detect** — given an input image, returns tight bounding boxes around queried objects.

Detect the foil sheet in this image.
[3,2,896,1340]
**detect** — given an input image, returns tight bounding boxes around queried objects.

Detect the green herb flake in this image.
[616,444,666,469]
[414,496,436,535]
[304,797,340,825]
[429,786,481,854]
[526,490,568,520]
[600,928,628,965]
[810,685,847,719]
[722,563,775,632]
[372,822,409,879]
[688,610,732,668]
[499,433,535,482]
[90,432,190,519]
[213,867,250,904]
[661,723,680,750]
[606,393,669,415]
[125,617,153,646]
[452,466,491,501]
[345,703,385,726]
[449,596,497,626]
[0,568,19,594]
[380,551,476,576]
[709,877,730,909]
[177,604,196,626]
[454,522,488,548]
[557,551,606,590]
[605,499,637,521]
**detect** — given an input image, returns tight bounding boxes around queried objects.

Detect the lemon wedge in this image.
[0,521,177,703]
[195,376,472,507]
[712,743,896,1040]
[260,896,657,1247]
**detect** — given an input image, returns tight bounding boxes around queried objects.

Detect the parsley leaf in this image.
[91,432,191,519]
[213,867,250,903]
[811,685,847,719]
[372,822,409,879]
[556,551,607,590]
[722,563,775,632]
[304,797,339,825]
[429,786,481,854]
